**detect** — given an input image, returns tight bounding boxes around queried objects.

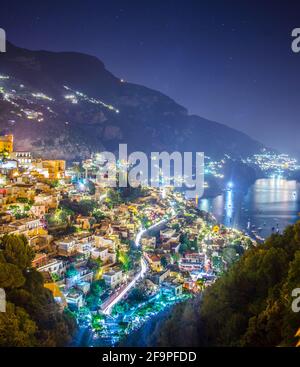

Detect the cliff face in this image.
[0,43,263,160]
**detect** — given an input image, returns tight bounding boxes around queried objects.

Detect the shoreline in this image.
[72,177,300,347]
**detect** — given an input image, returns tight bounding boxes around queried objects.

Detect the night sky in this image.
[1,0,300,158]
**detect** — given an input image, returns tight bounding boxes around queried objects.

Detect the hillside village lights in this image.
[96,144,204,199]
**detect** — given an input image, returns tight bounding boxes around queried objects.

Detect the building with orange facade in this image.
[0,134,14,153]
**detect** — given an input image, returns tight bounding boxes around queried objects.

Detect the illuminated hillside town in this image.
[0,133,299,346]
[1,0,300,356]
[0,73,120,124]
[244,151,300,178]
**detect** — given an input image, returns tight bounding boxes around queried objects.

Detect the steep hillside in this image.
[0,42,263,160]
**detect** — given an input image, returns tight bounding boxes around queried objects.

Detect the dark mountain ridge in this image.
[0,42,264,160]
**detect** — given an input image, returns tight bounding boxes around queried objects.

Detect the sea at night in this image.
[199,178,300,240]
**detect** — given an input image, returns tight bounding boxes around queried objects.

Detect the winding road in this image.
[101,218,168,315]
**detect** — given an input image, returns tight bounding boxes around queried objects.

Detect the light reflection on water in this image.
[199,178,300,238]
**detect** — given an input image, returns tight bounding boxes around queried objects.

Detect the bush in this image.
[0,234,76,346]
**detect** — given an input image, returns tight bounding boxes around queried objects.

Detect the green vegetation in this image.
[86,180,96,195]
[86,280,106,310]
[179,233,198,253]
[48,179,60,188]
[139,214,151,229]
[127,288,147,303]
[105,186,146,209]
[92,209,107,223]
[60,198,97,217]
[45,207,73,227]
[119,186,145,202]
[118,249,132,271]
[160,256,168,268]
[16,198,34,205]
[0,234,75,346]
[8,204,31,219]
[106,189,122,208]
[154,222,300,347]
[65,264,78,279]
[0,149,10,159]
[91,314,104,331]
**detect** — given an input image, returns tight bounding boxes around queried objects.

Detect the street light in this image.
[227,181,234,189]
